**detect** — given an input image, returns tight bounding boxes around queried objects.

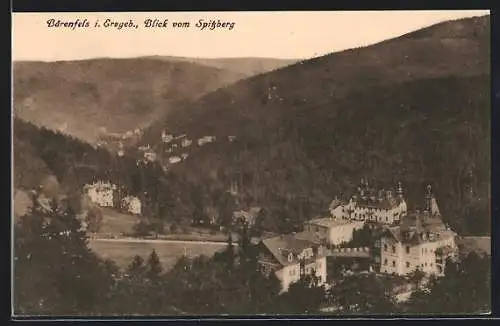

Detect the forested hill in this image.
[141,15,490,235]
[144,56,299,76]
[13,58,247,144]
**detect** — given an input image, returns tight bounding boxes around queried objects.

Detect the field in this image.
[88,238,228,270]
[96,207,140,236]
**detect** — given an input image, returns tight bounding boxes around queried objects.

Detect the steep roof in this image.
[261,234,320,267]
[329,198,345,210]
[384,212,456,245]
[306,217,357,228]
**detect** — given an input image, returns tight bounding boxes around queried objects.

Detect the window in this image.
[406,262,410,268]
[384,259,388,265]
[386,217,388,222]
[384,244,388,251]
[392,245,396,253]
[317,261,322,269]
[315,227,319,232]
[406,246,410,254]
[392,261,396,267]
[425,262,428,267]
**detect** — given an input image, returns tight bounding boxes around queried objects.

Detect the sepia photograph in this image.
[12,10,491,317]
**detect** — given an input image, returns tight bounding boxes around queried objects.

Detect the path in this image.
[89,237,235,246]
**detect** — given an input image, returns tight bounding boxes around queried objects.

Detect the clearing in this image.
[88,238,227,270]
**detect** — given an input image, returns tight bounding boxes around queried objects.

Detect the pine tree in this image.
[146,249,163,281]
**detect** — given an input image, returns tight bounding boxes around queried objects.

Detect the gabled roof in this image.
[329,198,346,210]
[306,217,360,228]
[260,234,319,267]
[383,210,457,245]
[354,195,404,210]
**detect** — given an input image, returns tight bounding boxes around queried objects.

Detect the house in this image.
[83,181,116,208]
[198,136,216,146]
[300,217,365,246]
[329,180,408,224]
[169,156,181,164]
[256,234,328,292]
[161,130,174,143]
[181,139,192,147]
[121,196,142,215]
[144,150,157,162]
[232,207,262,228]
[379,186,457,276]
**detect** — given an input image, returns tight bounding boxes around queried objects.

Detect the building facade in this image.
[329,180,408,225]
[256,234,327,292]
[300,217,365,246]
[84,181,116,208]
[379,186,457,276]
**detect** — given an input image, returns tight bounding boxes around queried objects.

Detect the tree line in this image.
[14,195,490,316]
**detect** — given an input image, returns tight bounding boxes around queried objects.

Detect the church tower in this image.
[396,181,404,198]
[424,185,441,216]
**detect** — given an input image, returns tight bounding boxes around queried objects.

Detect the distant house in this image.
[169,156,182,164]
[255,234,327,292]
[181,153,189,160]
[198,136,216,146]
[181,139,192,147]
[228,135,236,142]
[161,130,174,143]
[83,181,116,208]
[232,207,263,228]
[144,150,157,162]
[121,196,142,215]
[299,217,364,246]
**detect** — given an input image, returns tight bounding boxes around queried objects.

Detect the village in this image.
[76,174,478,306]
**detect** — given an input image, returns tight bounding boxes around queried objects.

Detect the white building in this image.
[181,139,192,148]
[169,156,181,164]
[256,234,327,292]
[121,196,142,215]
[198,136,216,146]
[181,153,189,160]
[83,181,116,208]
[300,217,365,246]
[329,180,408,225]
[379,186,457,276]
[144,150,157,162]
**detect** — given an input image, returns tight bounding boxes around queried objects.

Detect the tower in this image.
[424,185,433,213]
[396,182,404,198]
[424,185,441,216]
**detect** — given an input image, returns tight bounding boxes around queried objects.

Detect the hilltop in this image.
[13,58,246,143]
[141,15,490,235]
[144,56,299,76]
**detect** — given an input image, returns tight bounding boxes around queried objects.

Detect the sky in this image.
[12,10,489,61]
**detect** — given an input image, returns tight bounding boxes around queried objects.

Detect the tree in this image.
[278,274,326,314]
[14,197,115,315]
[146,250,163,281]
[405,252,491,314]
[86,206,103,233]
[132,219,151,237]
[327,274,396,315]
[127,255,146,277]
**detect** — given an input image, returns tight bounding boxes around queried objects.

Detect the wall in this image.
[327,221,364,245]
